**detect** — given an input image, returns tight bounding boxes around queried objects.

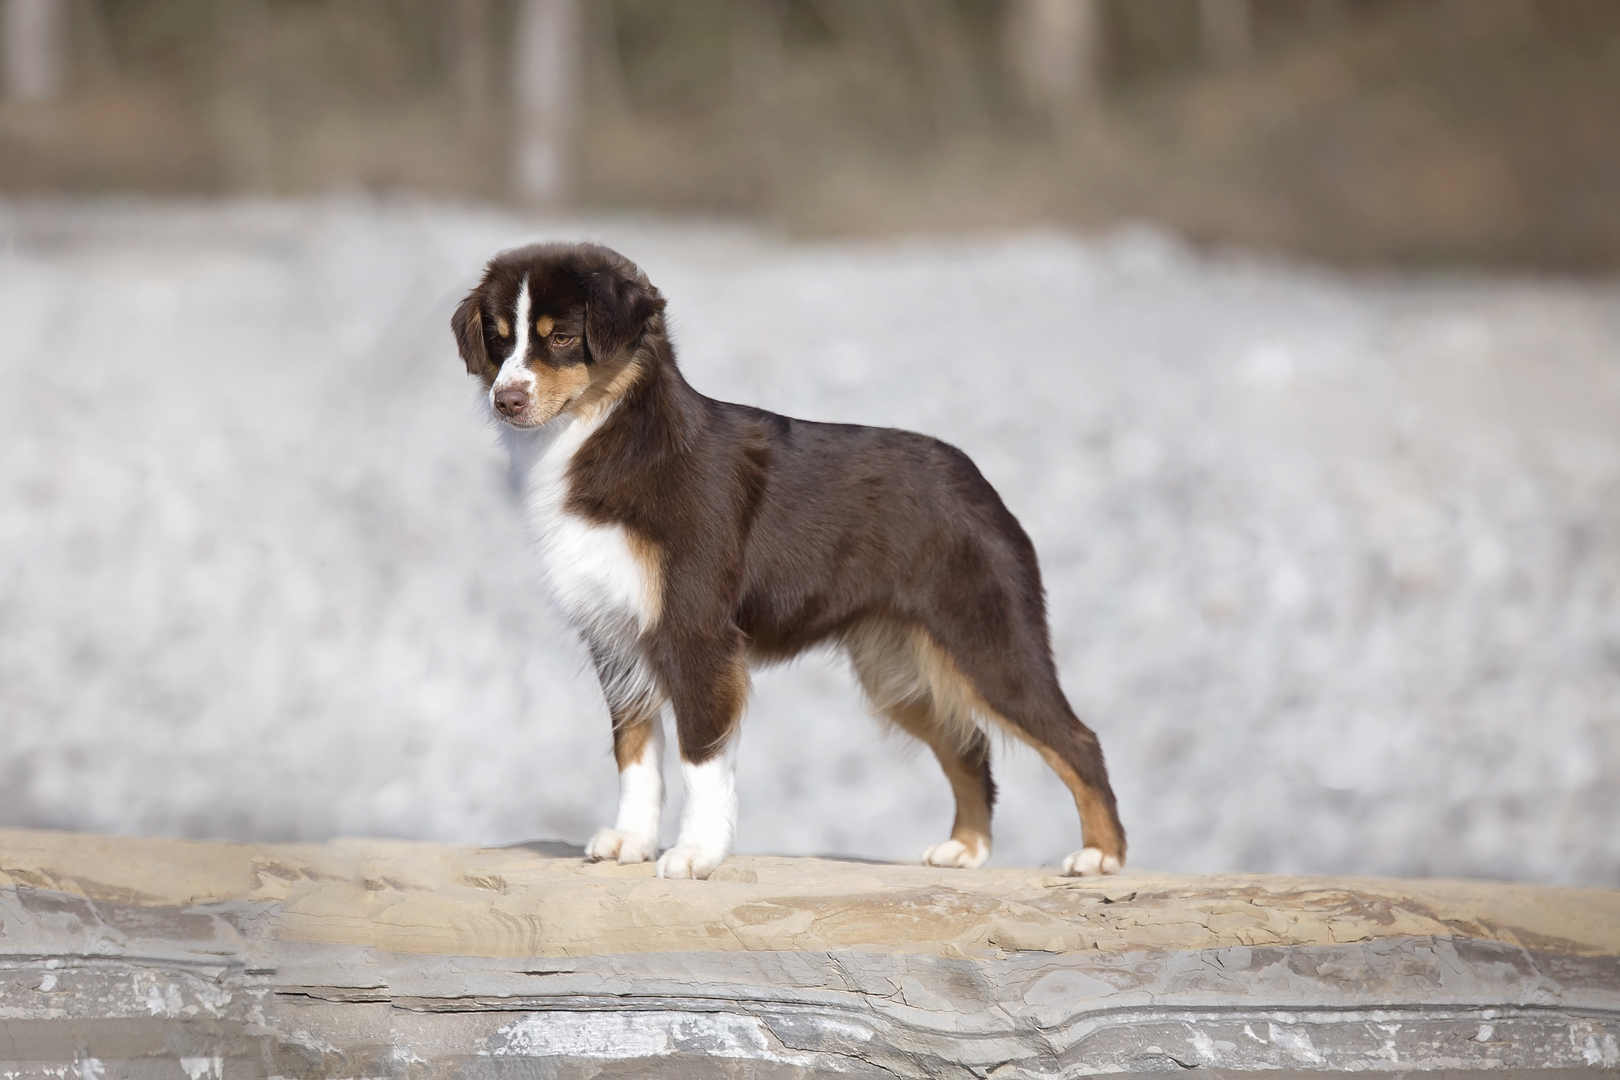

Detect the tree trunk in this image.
[3,0,67,102]
[213,0,273,191]
[1308,0,1348,29]
[1004,0,1103,119]
[899,0,986,140]
[730,0,786,208]
[1199,0,1253,66]
[449,0,492,118]
[511,0,581,207]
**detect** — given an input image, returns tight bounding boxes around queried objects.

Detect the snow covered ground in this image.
[1,199,1617,886]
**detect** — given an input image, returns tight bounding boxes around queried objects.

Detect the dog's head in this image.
[452,243,665,428]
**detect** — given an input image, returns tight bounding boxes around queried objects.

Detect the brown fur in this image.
[452,242,1127,868]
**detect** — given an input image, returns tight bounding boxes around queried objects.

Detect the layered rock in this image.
[0,829,1614,1077]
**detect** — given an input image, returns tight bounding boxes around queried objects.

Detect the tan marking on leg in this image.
[612,712,656,770]
[845,615,1124,865]
[843,616,986,753]
[591,702,664,866]
[846,617,994,861]
[897,621,1125,863]
[1032,743,1126,862]
[887,699,993,857]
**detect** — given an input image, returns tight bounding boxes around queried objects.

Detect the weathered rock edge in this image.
[0,829,1614,1077]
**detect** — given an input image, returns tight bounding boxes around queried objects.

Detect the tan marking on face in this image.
[518,363,593,425]
[495,316,511,338]
[496,357,592,427]
[498,304,638,426]
[568,357,647,424]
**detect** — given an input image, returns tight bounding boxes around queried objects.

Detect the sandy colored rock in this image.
[0,828,1612,961]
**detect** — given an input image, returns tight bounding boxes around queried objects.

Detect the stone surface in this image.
[0,829,1614,1076]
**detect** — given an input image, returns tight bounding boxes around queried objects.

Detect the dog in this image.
[452,242,1125,880]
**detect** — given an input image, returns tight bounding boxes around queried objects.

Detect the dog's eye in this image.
[550,334,575,347]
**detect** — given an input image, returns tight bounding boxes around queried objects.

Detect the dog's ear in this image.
[582,267,664,365]
[451,289,488,375]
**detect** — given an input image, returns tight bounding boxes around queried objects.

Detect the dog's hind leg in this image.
[953,670,1125,876]
[846,619,996,869]
[952,636,1125,874]
[896,701,996,869]
[905,612,1126,875]
[1014,711,1126,876]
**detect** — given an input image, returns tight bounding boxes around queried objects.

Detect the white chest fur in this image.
[502,412,661,645]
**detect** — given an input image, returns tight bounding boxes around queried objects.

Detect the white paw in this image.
[922,838,990,869]
[655,843,726,880]
[585,828,658,865]
[1061,847,1123,877]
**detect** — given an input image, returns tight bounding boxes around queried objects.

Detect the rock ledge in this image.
[0,829,1614,1077]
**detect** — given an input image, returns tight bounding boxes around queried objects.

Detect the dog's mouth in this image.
[495,409,560,430]
[493,384,598,428]
[491,395,574,430]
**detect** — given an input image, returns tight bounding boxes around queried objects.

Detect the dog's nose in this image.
[494,387,529,417]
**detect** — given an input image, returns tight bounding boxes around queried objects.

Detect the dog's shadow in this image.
[504,839,896,866]
[507,839,588,858]
[803,853,895,865]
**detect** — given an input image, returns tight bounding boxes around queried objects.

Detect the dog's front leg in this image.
[656,652,748,880]
[657,734,738,880]
[586,713,665,865]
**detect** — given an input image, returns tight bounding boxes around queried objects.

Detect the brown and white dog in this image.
[452,242,1126,880]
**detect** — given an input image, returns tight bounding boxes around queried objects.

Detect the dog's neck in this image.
[583,326,708,462]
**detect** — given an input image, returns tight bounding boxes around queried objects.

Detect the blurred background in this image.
[1,0,1618,886]
[7,0,1620,263]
